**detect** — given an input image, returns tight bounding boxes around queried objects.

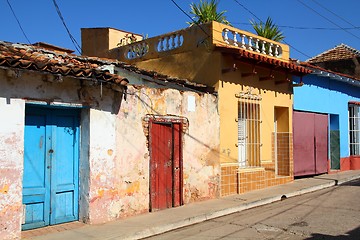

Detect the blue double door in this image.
[22,106,80,230]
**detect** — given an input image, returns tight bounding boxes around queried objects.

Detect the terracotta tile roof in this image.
[215,45,312,75]
[0,41,126,84]
[306,44,360,63]
[0,41,214,93]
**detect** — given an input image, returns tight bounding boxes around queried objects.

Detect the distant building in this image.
[307,43,360,79]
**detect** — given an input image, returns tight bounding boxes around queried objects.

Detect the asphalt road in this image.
[145,179,360,240]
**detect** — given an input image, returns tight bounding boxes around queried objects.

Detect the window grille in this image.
[236,88,261,167]
[349,104,360,155]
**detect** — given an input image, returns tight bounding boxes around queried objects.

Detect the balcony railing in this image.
[125,32,184,60]
[222,28,282,58]
[157,33,184,53]
[116,22,289,61]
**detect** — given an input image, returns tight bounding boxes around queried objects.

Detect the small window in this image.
[237,101,261,167]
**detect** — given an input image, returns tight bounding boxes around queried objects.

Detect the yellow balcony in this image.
[113,21,290,63]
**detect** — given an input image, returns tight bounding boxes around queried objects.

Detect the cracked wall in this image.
[0,68,220,234]
[87,86,220,223]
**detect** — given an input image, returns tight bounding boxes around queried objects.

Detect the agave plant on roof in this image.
[187,0,231,26]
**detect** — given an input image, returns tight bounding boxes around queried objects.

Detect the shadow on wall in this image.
[220,54,295,95]
[124,86,228,163]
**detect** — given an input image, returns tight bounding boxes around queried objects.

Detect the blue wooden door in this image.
[22,106,80,230]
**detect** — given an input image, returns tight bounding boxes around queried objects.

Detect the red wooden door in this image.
[293,111,328,176]
[150,121,182,211]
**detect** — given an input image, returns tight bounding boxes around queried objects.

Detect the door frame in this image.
[22,104,81,230]
[146,116,186,212]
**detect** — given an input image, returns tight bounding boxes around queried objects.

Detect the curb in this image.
[123,174,360,240]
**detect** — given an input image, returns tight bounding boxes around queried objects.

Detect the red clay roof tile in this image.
[0,41,215,93]
[0,41,125,83]
[307,44,360,63]
[215,45,311,75]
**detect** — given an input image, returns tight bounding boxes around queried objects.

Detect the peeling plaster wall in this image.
[0,68,220,233]
[180,92,220,203]
[0,69,104,239]
[87,86,220,224]
[0,97,24,240]
[87,104,120,224]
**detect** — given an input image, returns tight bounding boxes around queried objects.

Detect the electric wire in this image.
[311,0,358,28]
[232,22,360,31]
[51,0,82,54]
[297,0,360,41]
[6,0,31,44]
[170,0,211,37]
[232,0,311,59]
[232,0,261,23]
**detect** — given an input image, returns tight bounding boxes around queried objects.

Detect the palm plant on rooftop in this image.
[188,0,230,26]
[250,17,285,42]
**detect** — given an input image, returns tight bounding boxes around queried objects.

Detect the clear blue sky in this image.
[1,0,360,61]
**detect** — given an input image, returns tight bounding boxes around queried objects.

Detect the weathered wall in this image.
[0,68,220,233]
[0,69,98,239]
[87,86,220,224]
[0,96,24,240]
[0,69,116,238]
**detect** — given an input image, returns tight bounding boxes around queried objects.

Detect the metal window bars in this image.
[236,88,262,167]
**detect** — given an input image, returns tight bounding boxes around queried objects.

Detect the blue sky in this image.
[1,0,360,61]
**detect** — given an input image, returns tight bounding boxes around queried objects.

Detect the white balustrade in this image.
[126,42,149,60]
[233,32,238,47]
[248,36,253,51]
[275,45,279,56]
[224,29,229,44]
[125,28,282,60]
[261,40,266,54]
[222,28,282,58]
[165,36,170,50]
[255,39,260,53]
[269,43,273,56]
[241,34,246,49]
[125,33,184,59]
[157,33,184,53]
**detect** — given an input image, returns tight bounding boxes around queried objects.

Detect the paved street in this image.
[145,179,360,240]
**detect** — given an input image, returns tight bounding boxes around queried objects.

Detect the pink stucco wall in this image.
[87,86,220,224]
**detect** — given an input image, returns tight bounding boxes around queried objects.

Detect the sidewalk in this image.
[25,170,360,240]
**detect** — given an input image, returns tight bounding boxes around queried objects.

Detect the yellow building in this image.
[82,22,311,196]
